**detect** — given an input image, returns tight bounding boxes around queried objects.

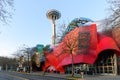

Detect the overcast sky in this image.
[0,0,109,57]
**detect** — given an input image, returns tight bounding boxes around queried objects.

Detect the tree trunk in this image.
[71,54,74,76]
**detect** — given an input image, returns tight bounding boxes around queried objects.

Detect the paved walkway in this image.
[30,72,67,78]
[84,75,120,80]
[24,72,120,80]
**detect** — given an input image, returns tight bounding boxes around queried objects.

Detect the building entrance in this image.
[94,50,117,75]
[64,50,119,75]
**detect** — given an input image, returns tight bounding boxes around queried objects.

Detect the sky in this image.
[0,0,109,57]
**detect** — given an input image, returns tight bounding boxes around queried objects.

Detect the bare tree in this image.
[56,23,67,44]
[100,0,120,46]
[99,0,120,38]
[105,0,120,28]
[112,26,120,47]
[101,27,113,37]
[12,45,34,72]
[61,30,78,77]
[0,0,14,24]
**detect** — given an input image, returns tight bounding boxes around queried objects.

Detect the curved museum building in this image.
[43,20,120,75]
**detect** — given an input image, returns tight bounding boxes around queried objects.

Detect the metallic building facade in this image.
[43,24,120,75]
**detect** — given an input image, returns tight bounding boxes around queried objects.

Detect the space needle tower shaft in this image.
[46,9,61,46]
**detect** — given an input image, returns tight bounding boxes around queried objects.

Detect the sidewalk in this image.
[30,71,70,78]
[29,71,84,80]
[21,71,120,80]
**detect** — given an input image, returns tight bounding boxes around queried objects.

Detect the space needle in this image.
[46,9,61,46]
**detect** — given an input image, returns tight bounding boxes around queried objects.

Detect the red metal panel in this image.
[96,33,120,56]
